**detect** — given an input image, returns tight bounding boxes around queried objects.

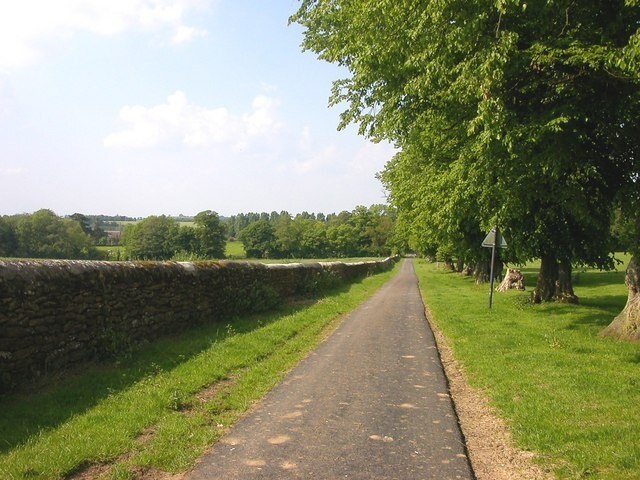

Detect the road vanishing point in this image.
[188,259,474,479]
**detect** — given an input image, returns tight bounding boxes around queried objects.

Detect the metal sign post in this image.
[481,227,508,309]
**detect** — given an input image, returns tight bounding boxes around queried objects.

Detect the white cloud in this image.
[293,145,338,174]
[242,95,283,136]
[104,90,283,149]
[348,141,397,175]
[0,75,15,116]
[298,126,312,150]
[293,125,332,173]
[1,167,27,176]
[288,125,393,177]
[171,25,207,45]
[0,0,211,68]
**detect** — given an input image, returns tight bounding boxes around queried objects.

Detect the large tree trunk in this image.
[443,257,455,271]
[455,258,464,273]
[531,255,579,304]
[531,253,558,303]
[463,264,473,276]
[474,260,490,284]
[495,259,504,282]
[553,259,579,304]
[601,255,640,341]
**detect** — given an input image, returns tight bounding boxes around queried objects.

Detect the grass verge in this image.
[0,264,399,480]
[414,259,639,480]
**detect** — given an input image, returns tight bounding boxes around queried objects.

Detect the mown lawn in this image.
[414,259,639,480]
[0,264,398,480]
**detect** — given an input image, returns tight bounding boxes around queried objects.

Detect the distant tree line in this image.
[293,0,640,300]
[0,210,224,261]
[120,211,225,260]
[293,1,640,338]
[234,205,397,259]
[0,206,397,261]
[0,209,98,259]
[87,214,138,233]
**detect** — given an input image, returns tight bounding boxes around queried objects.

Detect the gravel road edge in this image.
[422,302,554,480]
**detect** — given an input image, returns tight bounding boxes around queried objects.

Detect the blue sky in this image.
[0,0,395,217]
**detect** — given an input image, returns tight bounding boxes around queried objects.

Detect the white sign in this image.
[481,228,508,248]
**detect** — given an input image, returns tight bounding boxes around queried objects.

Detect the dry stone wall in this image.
[0,258,396,392]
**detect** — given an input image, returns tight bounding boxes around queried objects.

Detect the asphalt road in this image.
[188,259,474,479]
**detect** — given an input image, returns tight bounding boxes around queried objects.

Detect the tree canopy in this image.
[120,215,181,261]
[236,205,396,259]
[1,210,96,259]
[119,211,228,261]
[194,210,227,259]
[293,0,640,303]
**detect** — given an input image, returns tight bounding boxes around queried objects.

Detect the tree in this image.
[292,217,329,257]
[293,0,640,303]
[601,248,640,341]
[175,226,199,254]
[601,20,640,339]
[120,215,180,260]
[273,214,297,258]
[239,220,277,258]
[602,174,639,340]
[9,209,95,259]
[194,210,226,258]
[327,223,360,257]
[228,207,395,259]
[69,213,92,236]
[69,213,106,243]
[0,217,18,257]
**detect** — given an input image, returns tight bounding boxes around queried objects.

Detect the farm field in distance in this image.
[93,242,383,264]
[224,240,244,258]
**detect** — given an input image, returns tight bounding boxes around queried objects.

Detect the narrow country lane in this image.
[188,259,473,480]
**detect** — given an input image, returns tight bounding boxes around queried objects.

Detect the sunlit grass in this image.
[224,240,245,259]
[415,259,639,480]
[254,257,385,264]
[7,242,385,264]
[0,264,398,479]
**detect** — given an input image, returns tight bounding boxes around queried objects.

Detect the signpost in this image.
[481,226,508,309]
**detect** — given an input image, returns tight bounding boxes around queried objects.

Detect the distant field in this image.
[106,221,195,229]
[95,246,124,261]
[254,257,384,264]
[59,244,381,263]
[95,246,124,253]
[224,240,245,259]
[96,243,241,261]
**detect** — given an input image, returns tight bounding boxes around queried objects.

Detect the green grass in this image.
[6,242,381,264]
[224,240,245,259]
[414,259,639,480]
[252,257,384,264]
[97,242,244,261]
[95,246,124,259]
[0,264,399,480]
